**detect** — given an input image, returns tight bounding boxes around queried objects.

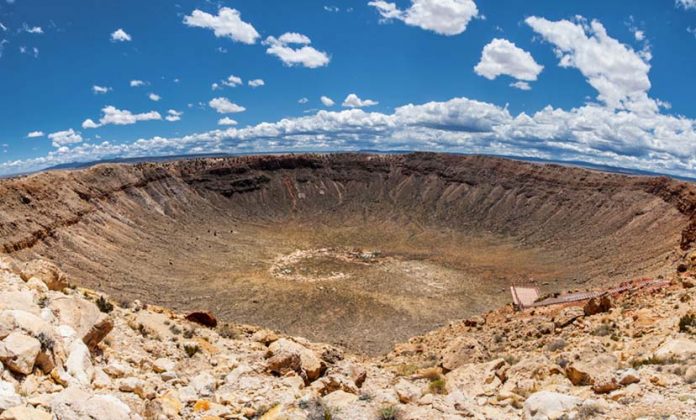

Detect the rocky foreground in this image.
[0,253,694,419]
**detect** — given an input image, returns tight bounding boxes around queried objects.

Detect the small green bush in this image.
[37,332,54,351]
[184,344,199,358]
[183,328,195,339]
[428,378,447,395]
[96,296,114,313]
[378,405,398,420]
[679,313,695,334]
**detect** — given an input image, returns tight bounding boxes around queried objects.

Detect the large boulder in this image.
[65,340,94,386]
[394,379,421,403]
[0,405,52,420]
[82,317,113,351]
[251,329,278,346]
[653,337,696,363]
[440,336,488,371]
[498,355,562,399]
[266,351,302,377]
[50,386,133,420]
[445,358,506,398]
[321,390,359,412]
[565,353,618,387]
[0,380,21,411]
[0,331,40,375]
[0,256,23,277]
[267,338,325,382]
[553,306,584,328]
[0,310,53,338]
[524,391,582,420]
[190,372,217,397]
[0,291,40,315]
[583,296,612,316]
[184,311,218,328]
[310,374,360,397]
[49,296,112,349]
[19,260,69,291]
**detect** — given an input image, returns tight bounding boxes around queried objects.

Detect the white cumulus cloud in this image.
[223,75,242,87]
[165,109,183,122]
[5,93,696,179]
[209,97,246,113]
[369,0,479,36]
[320,96,335,107]
[474,38,543,85]
[676,0,696,10]
[130,80,146,87]
[26,131,44,138]
[92,85,111,94]
[183,7,259,44]
[23,23,43,34]
[81,119,100,129]
[510,81,531,91]
[248,79,265,88]
[149,93,161,102]
[218,117,238,126]
[526,16,656,113]
[48,129,82,147]
[82,106,162,128]
[110,28,132,42]
[342,93,378,108]
[263,33,330,68]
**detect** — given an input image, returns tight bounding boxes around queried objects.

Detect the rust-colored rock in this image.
[185,311,218,328]
[83,317,114,351]
[20,259,69,291]
[583,295,612,316]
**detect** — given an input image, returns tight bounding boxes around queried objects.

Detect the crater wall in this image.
[0,153,693,353]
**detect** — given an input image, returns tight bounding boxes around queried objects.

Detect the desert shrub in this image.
[631,355,679,368]
[96,296,114,313]
[37,332,54,351]
[217,323,239,339]
[256,403,278,417]
[184,344,199,358]
[428,378,447,395]
[183,328,196,339]
[38,296,49,308]
[137,323,149,338]
[591,324,613,337]
[358,393,372,401]
[323,408,334,420]
[503,354,520,365]
[169,324,182,335]
[577,402,604,419]
[679,313,696,334]
[394,364,418,377]
[378,405,398,420]
[546,338,566,352]
[298,398,320,415]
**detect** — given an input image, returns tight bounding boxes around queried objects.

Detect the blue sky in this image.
[0,0,695,176]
